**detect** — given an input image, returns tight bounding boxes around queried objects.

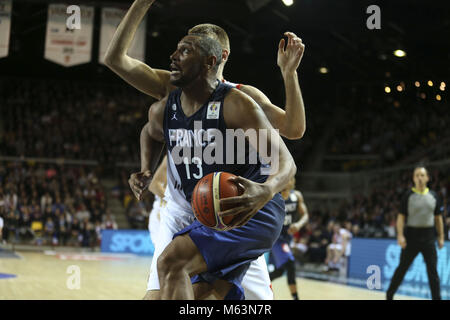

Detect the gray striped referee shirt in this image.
[400,187,443,228]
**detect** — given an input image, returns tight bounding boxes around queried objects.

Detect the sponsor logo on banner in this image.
[98,7,146,65]
[101,230,154,255]
[0,0,12,59]
[44,4,94,66]
[348,238,450,299]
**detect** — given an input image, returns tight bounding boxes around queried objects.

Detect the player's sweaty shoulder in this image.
[146,99,166,142]
[224,88,263,129]
[148,96,168,126]
[225,87,258,112]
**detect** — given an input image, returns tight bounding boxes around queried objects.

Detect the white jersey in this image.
[166,151,192,212]
[334,228,352,256]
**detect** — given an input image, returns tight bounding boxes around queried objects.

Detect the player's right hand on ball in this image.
[397,235,407,249]
[128,170,152,201]
[218,176,273,230]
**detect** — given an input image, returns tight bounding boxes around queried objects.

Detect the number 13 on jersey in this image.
[184,157,203,180]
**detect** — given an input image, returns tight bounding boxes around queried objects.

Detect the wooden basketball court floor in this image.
[0,251,420,300]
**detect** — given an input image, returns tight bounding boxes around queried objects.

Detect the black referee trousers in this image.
[387,228,441,300]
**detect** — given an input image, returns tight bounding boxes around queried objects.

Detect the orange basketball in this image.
[191,172,243,231]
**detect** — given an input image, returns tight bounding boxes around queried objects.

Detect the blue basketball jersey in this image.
[280,191,300,241]
[163,81,267,208]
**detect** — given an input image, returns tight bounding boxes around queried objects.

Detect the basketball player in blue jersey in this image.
[105,0,306,300]
[105,0,306,140]
[268,177,308,300]
[140,34,296,299]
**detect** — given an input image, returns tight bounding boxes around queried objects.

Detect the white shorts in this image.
[329,243,342,251]
[146,199,273,300]
[148,197,166,246]
[329,243,351,256]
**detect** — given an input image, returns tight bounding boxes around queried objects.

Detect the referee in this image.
[386,166,445,300]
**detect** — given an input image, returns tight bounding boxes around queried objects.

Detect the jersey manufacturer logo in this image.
[207,101,221,119]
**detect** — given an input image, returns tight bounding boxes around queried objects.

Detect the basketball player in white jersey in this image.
[147,157,167,245]
[105,0,306,299]
[325,221,353,270]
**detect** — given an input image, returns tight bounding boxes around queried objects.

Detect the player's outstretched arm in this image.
[128,101,166,200]
[219,89,297,227]
[239,32,306,140]
[104,0,174,100]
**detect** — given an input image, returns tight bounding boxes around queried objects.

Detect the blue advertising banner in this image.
[101,230,154,256]
[348,238,450,299]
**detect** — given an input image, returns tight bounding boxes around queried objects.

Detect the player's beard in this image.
[170,65,202,88]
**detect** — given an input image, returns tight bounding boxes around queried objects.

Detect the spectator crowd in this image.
[0,77,151,167]
[325,87,449,171]
[0,161,118,247]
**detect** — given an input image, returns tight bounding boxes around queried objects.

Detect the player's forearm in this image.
[149,181,165,198]
[140,122,164,174]
[104,0,153,65]
[435,216,444,240]
[297,212,309,229]
[263,140,297,197]
[293,213,308,231]
[281,70,306,139]
[148,157,167,198]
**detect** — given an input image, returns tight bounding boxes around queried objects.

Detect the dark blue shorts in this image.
[269,237,295,269]
[173,192,285,300]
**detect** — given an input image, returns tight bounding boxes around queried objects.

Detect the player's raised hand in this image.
[128,170,152,201]
[218,176,273,230]
[277,32,305,75]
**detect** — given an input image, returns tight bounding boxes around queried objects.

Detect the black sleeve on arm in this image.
[400,191,411,217]
[431,191,443,216]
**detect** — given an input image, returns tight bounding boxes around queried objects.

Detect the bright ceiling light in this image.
[393,49,406,57]
[428,80,433,87]
[319,67,329,74]
[282,0,294,6]
[385,86,391,93]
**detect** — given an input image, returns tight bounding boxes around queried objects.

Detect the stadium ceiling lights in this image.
[393,49,406,57]
[319,67,329,74]
[282,0,294,6]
